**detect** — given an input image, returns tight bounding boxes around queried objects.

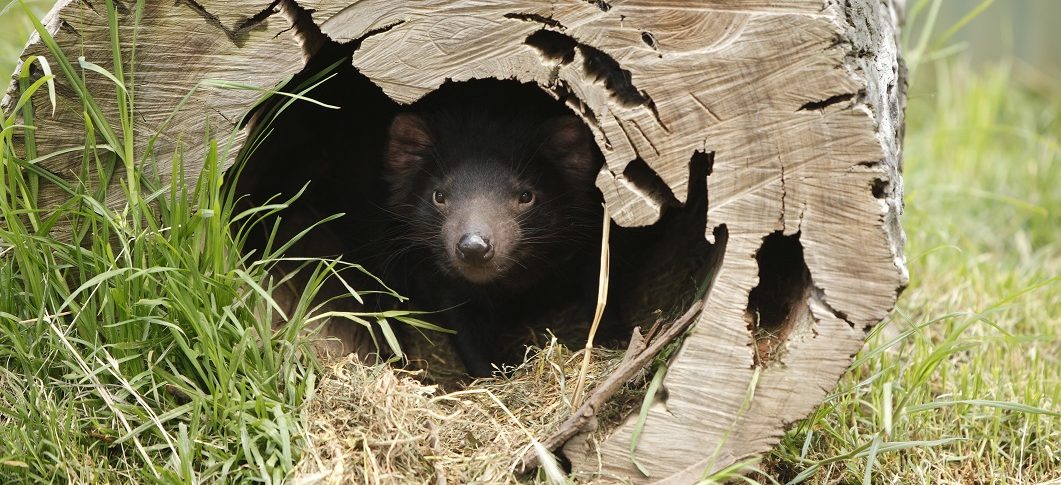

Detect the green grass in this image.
[757,3,1060,482]
[1,1,1058,484]
[766,55,1060,485]
[0,0,49,79]
[0,2,398,482]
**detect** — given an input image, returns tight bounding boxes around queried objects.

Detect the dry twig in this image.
[517,298,705,472]
[571,204,613,407]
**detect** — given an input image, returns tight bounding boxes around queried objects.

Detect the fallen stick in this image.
[517,298,705,473]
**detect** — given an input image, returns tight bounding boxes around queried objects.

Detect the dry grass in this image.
[294,343,638,484]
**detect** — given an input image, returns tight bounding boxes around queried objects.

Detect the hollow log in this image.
[4,0,907,481]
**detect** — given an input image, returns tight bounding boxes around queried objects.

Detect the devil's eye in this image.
[433,190,446,205]
[518,191,534,204]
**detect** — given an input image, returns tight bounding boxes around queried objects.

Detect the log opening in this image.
[746,231,812,367]
[231,39,728,382]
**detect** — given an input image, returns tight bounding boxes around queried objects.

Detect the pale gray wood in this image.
[2,0,304,215]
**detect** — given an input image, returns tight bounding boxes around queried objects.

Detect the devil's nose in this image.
[457,233,493,262]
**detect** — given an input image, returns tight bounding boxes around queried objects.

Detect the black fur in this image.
[382,80,604,376]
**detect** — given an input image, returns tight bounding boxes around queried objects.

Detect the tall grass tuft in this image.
[0,1,391,482]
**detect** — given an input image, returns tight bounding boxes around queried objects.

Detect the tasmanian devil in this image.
[381,81,605,377]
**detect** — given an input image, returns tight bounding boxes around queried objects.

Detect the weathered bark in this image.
[2,1,305,213]
[4,0,907,482]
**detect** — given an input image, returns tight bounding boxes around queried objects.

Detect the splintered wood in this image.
[4,0,906,482]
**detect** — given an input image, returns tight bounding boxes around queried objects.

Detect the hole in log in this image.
[377,81,723,382]
[376,80,727,383]
[640,31,658,50]
[745,231,812,367]
[503,12,565,30]
[579,43,650,107]
[524,30,655,111]
[871,177,888,199]
[619,157,680,209]
[230,56,724,385]
[798,93,855,112]
[525,29,577,65]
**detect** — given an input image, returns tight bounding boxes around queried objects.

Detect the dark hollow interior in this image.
[745,231,812,366]
[229,42,728,383]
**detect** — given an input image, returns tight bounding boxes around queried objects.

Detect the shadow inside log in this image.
[229,51,727,385]
[608,151,724,334]
[746,231,812,367]
[227,33,399,360]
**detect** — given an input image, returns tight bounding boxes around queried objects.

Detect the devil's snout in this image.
[456,233,493,263]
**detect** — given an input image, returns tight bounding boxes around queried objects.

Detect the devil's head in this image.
[383,107,603,289]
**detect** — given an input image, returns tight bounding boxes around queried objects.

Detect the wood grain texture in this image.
[2,0,304,215]
[3,0,906,482]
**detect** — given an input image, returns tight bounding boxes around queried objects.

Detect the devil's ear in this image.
[385,113,433,180]
[539,115,602,183]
